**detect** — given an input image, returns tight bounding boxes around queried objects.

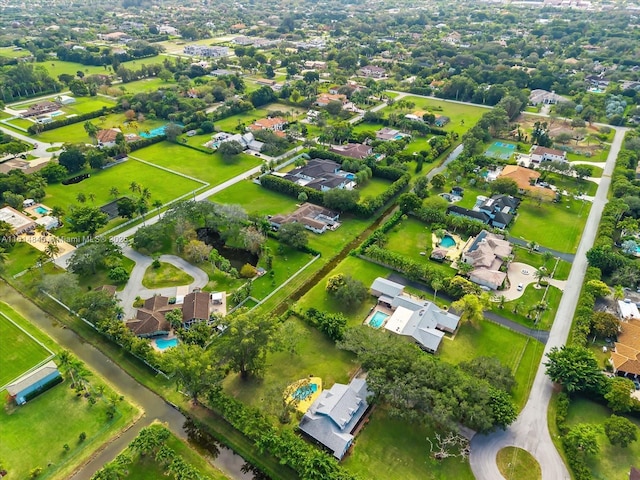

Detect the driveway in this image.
[501,262,567,301]
[0,125,64,158]
[470,125,628,480]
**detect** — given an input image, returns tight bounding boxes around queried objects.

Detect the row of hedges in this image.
[570,266,602,346]
[102,134,167,157]
[358,210,404,252]
[413,205,492,237]
[207,392,357,480]
[296,307,347,342]
[308,148,406,181]
[27,106,116,134]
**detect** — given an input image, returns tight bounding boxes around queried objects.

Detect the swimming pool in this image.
[440,234,456,248]
[292,382,318,401]
[50,111,63,117]
[368,311,389,328]
[34,206,49,215]
[140,123,184,138]
[155,337,178,350]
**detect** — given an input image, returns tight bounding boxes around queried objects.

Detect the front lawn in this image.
[510,196,590,254]
[209,180,299,216]
[142,261,194,289]
[78,256,135,292]
[565,396,640,480]
[2,241,45,276]
[496,447,541,480]
[133,141,261,186]
[119,77,177,94]
[342,406,474,480]
[496,284,563,331]
[513,246,570,280]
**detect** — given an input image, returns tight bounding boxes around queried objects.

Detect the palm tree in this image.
[140,187,151,201]
[613,285,625,301]
[88,193,96,203]
[0,247,8,267]
[527,241,538,252]
[50,206,65,222]
[109,187,120,199]
[129,181,140,195]
[542,250,554,268]
[76,192,86,203]
[431,278,443,302]
[45,243,60,260]
[534,267,547,287]
[458,261,474,276]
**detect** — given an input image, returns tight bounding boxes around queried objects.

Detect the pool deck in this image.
[288,376,323,413]
[431,232,464,261]
[363,305,393,329]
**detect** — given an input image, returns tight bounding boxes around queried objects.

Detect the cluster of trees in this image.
[338,328,517,432]
[0,168,47,208]
[67,240,130,284]
[299,308,348,342]
[325,273,368,309]
[55,41,163,68]
[0,63,61,102]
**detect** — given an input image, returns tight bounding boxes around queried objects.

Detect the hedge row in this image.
[102,134,167,157]
[27,105,115,134]
[358,210,404,253]
[571,266,602,346]
[207,392,358,480]
[297,307,347,342]
[412,206,492,237]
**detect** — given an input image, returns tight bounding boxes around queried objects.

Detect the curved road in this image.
[470,126,628,480]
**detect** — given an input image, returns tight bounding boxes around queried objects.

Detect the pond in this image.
[196,228,258,270]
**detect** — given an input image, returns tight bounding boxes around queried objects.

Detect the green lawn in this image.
[119,77,177,94]
[0,47,32,59]
[439,320,544,409]
[214,103,306,132]
[357,177,393,199]
[0,305,52,386]
[210,181,299,216]
[120,426,229,480]
[142,261,195,289]
[38,57,163,78]
[513,246,570,280]
[510,196,590,254]
[0,378,138,480]
[566,396,640,480]
[496,447,541,480]
[542,172,597,196]
[45,159,202,214]
[62,96,117,115]
[496,284,563,331]
[78,256,136,292]
[343,406,474,480]
[4,117,33,130]
[2,241,44,276]
[133,142,261,186]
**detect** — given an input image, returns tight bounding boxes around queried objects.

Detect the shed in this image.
[6,360,61,405]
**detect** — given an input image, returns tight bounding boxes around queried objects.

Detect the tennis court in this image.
[485,141,516,160]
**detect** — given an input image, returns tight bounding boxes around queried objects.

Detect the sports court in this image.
[484,141,516,160]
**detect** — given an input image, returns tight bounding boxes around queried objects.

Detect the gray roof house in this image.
[7,360,61,405]
[370,277,460,352]
[477,195,520,229]
[283,159,356,192]
[298,378,370,459]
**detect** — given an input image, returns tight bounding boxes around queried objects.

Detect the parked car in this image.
[634,379,640,391]
[517,283,524,291]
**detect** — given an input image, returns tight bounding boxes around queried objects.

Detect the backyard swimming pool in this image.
[34,206,49,215]
[139,123,184,138]
[292,382,318,401]
[440,234,456,248]
[368,311,389,328]
[155,337,178,350]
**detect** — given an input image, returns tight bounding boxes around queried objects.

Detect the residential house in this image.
[329,143,373,160]
[283,159,356,192]
[7,360,61,405]
[375,127,408,141]
[370,277,460,352]
[182,291,215,328]
[298,378,370,459]
[125,295,174,337]
[96,128,121,148]
[206,131,264,152]
[157,25,179,35]
[529,89,568,106]
[97,32,130,42]
[0,206,35,234]
[231,35,253,45]
[498,165,556,200]
[530,146,567,163]
[359,65,386,78]
[248,117,287,132]
[56,95,76,105]
[270,203,340,234]
[315,93,347,107]
[610,318,640,378]
[446,205,491,225]
[442,31,462,44]
[618,299,640,320]
[21,102,59,118]
[304,60,327,69]
[35,215,59,231]
[477,194,520,229]
[183,45,229,57]
[461,230,513,290]
[434,116,450,127]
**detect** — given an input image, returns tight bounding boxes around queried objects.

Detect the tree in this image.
[325,100,343,116]
[325,274,368,309]
[117,197,137,219]
[163,344,223,403]
[67,206,109,237]
[44,242,60,261]
[544,345,605,394]
[489,388,518,429]
[58,146,86,173]
[323,188,360,212]
[83,121,99,143]
[489,177,519,196]
[574,165,593,180]
[215,310,281,379]
[184,239,212,264]
[534,267,547,287]
[430,173,446,189]
[108,266,129,283]
[591,311,620,339]
[164,123,183,142]
[86,149,107,170]
[266,379,313,424]
[278,222,308,249]
[67,241,121,276]
[565,424,599,456]
[459,356,516,392]
[451,293,490,325]
[605,377,637,413]
[604,415,638,447]
[398,192,422,213]
[218,140,244,159]
[431,277,443,302]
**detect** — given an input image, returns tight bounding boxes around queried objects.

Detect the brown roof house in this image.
[329,143,373,160]
[181,291,215,328]
[96,128,121,148]
[611,318,640,378]
[270,203,340,234]
[126,295,174,338]
[498,165,555,200]
[461,230,512,290]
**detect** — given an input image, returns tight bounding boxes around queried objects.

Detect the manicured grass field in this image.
[4,117,32,130]
[119,77,177,94]
[343,406,474,480]
[0,377,138,480]
[0,305,52,386]
[510,196,590,254]
[210,181,299,216]
[357,177,392,198]
[543,172,597,196]
[120,426,229,480]
[2,241,45,276]
[438,320,544,408]
[38,57,163,78]
[78,256,136,292]
[45,159,202,213]
[0,47,32,59]
[566,396,640,480]
[142,261,195,289]
[133,141,261,186]
[496,447,541,480]
[497,285,563,331]
[17,96,116,116]
[513,246,570,280]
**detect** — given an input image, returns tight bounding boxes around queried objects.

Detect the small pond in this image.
[197,228,258,270]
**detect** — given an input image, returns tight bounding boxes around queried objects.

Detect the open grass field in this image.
[133,142,261,186]
[496,284,563,331]
[357,177,393,199]
[119,425,229,480]
[16,96,116,115]
[0,47,32,59]
[2,241,46,277]
[513,246,570,280]
[45,158,202,213]
[4,117,32,130]
[0,305,52,386]
[510,196,590,254]
[37,57,163,78]
[343,406,474,480]
[0,377,138,480]
[497,447,541,480]
[142,261,194,289]
[78,256,136,292]
[209,180,299,216]
[566,396,640,480]
[119,77,176,94]
[214,103,306,132]
[439,320,545,408]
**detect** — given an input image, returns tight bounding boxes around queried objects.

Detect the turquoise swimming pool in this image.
[34,206,49,215]
[440,234,456,248]
[368,311,389,328]
[155,337,178,350]
[292,382,318,401]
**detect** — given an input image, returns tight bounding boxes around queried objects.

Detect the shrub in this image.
[240,263,257,278]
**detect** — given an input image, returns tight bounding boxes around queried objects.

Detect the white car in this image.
[517,283,524,291]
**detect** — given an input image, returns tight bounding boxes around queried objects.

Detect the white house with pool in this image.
[368,278,460,353]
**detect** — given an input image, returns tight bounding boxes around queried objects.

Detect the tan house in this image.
[498,165,556,200]
[611,318,640,378]
[96,128,121,148]
[461,230,512,290]
[248,117,287,132]
[315,93,347,107]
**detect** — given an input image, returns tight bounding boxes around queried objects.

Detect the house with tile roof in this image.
[283,159,356,192]
[461,231,512,290]
[96,128,121,148]
[248,117,287,132]
[611,318,640,378]
[530,146,567,163]
[498,165,556,200]
[298,378,370,459]
[329,143,373,160]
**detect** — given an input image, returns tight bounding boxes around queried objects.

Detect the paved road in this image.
[469,126,628,480]
[0,125,63,158]
[507,236,575,263]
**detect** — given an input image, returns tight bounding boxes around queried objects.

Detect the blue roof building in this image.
[6,360,61,405]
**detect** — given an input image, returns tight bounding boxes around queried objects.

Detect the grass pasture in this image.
[210,180,298,216]
[0,304,53,387]
[38,57,163,78]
